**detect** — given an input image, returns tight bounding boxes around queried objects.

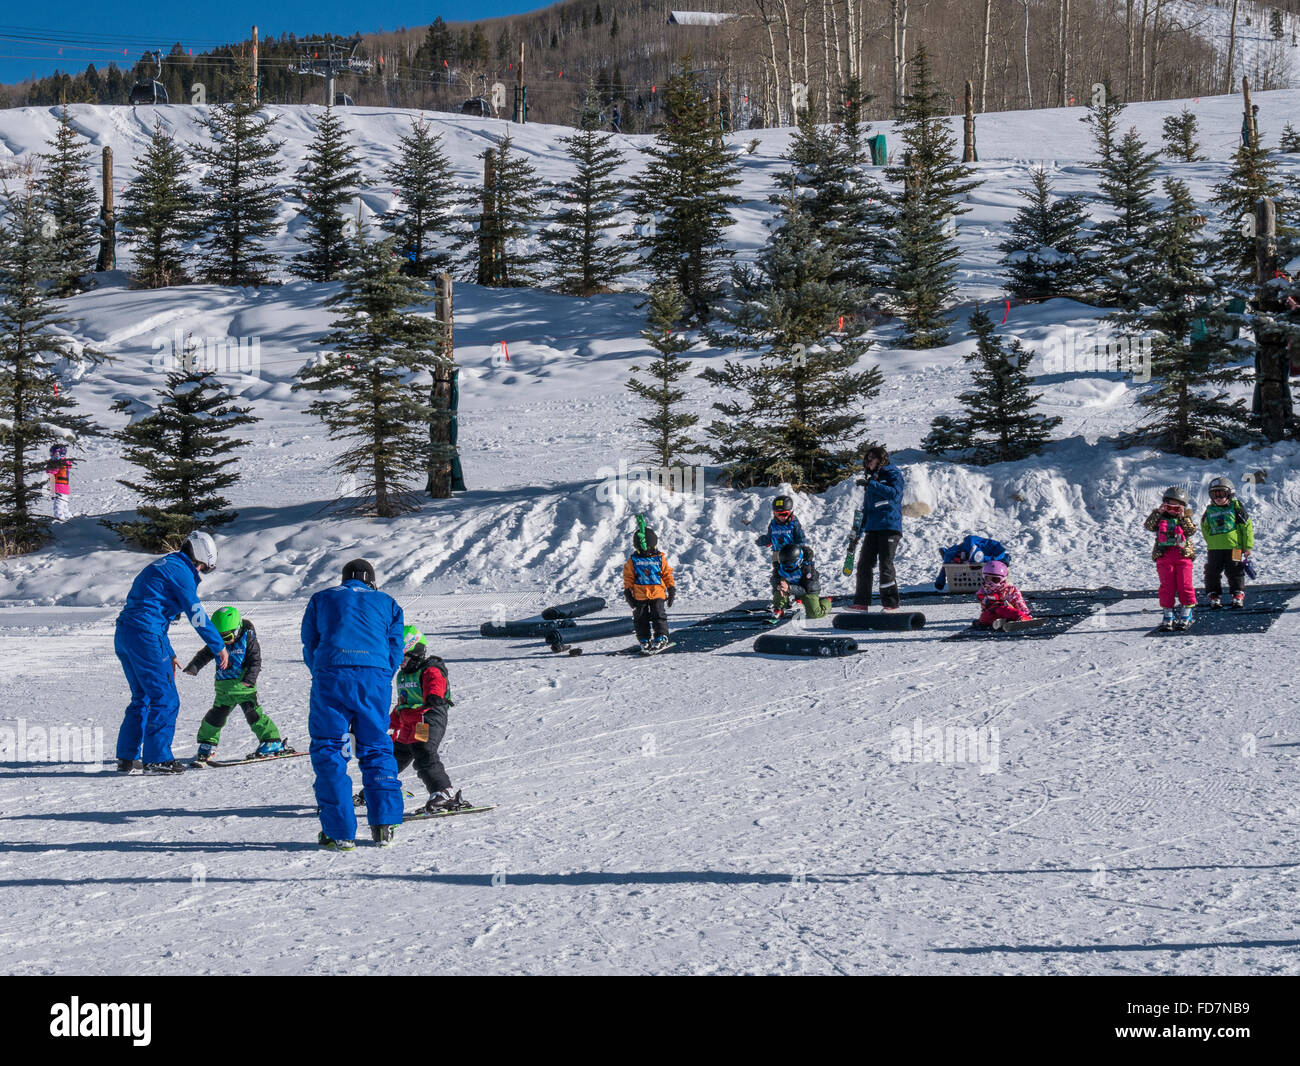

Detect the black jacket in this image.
[186,620,261,686]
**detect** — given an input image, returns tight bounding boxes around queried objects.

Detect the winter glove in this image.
[666,587,676,608]
[623,589,637,607]
[183,665,198,677]
[755,534,771,548]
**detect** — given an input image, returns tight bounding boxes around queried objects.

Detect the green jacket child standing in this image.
[1200,476,1254,608]
[184,607,286,765]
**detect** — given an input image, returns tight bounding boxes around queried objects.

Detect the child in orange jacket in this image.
[622,518,675,653]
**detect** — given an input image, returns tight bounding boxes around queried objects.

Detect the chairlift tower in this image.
[290,38,374,106]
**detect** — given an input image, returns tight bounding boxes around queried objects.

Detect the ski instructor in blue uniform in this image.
[115,531,228,773]
[301,558,405,850]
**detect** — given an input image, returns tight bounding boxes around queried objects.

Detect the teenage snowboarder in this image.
[771,544,831,621]
[622,517,675,653]
[302,558,405,850]
[1144,486,1198,630]
[846,445,905,611]
[972,560,1033,630]
[46,443,71,523]
[183,606,285,766]
[1201,476,1254,609]
[374,626,468,813]
[114,532,229,774]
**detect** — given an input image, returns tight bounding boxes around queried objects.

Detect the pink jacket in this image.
[977,582,1029,616]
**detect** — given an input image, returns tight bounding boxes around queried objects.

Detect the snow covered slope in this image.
[0,95,1298,975]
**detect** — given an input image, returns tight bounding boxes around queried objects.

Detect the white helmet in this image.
[184,531,218,571]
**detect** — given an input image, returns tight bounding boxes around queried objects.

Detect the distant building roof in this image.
[668,11,737,25]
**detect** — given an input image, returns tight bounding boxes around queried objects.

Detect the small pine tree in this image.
[38,106,99,295]
[701,203,883,491]
[0,173,100,553]
[1161,108,1204,162]
[629,61,743,324]
[465,136,544,287]
[626,283,698,473]
[292,106,365,282]
[1280,123,1300,153]
[1209,131,1298,285]
[998,167,1094,301]
[379,117,464,277]
[1119,179,1252,458]
[195,68,285,286]
[923,308,1061,464]
[885,47,980,348]
[545,88,632,296]
[294,237,450,518]
[1081,80,1124,168]
[1093,127,1160,308]
[118,119,202,288]
[106,366,258,550]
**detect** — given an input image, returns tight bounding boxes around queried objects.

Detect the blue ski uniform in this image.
[115,551,225,764]
[301,579,406,839]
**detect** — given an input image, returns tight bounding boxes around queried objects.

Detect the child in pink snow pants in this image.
[1143,486,1198,629]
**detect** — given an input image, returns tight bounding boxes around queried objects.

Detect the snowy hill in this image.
[0,95,1298,976]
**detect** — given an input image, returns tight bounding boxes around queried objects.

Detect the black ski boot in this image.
[370,824,397,847]
[143,760,187,775]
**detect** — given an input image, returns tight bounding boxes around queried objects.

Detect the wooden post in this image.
[251,26,259,101]
[1242,76,1256,147]
[963,80,976,162]
[514,42,526,123]
[1253,196,1290,439]
[427,273,457,497]
[96,146,114,272]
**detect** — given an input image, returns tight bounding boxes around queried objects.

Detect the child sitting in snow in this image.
[770,544,831,622]
[973,560,1033,630]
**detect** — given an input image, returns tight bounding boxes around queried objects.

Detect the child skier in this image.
[973,560,1034,630]
[770,544,831,622]
[622,518,675,653]
[46,443,71,523]
[756,496,806,559]
[377,626,466,813]
[183,606,285,765]
[1144,486,1198,630]
[1200,476,1254,609]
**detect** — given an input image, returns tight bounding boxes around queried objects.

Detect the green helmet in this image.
[212,606,242,638]
[403,625,426,656]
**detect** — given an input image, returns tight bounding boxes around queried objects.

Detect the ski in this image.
[995,617,1050,633]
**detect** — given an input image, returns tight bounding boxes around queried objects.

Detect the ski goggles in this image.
[1209,488,1231,499]
[773,510,792,522]
[982,574,1006,586]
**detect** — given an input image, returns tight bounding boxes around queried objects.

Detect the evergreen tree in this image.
[610,13,620,37]
[626,283,698,473]
[1081,79,1124,168]
[106,366,258,549]
[195,68,285,286]
[1161,108,1204,162]
[118,119,202,288]
[380,117,464,278]
[422,17,452,66]
[701,204,883,491]
[292,106,365,282]
[545,88,631,296]
[0,173,99,553]
[465,136,544,287]
[1093,127,1160,308]
[294,237,450,518]
[1209,131,1297,285]
[885,47,980,348]
[777,107,891,305]
[998,167,1094,301]
[38,106,99,295]
[1119,179,1252,457]
[629,62,742,324]
[1280,123,1300,153]
[923,308,1061,464]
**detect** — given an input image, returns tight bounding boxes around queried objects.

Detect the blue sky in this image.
[0,3,546,86]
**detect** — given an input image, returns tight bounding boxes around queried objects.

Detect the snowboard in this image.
[402,803,495,822]
[995,617,1050,634]
[204,748,309,768]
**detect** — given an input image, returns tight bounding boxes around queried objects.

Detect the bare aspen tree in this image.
[1057,0,1070,106]
[891,0,910,110]
[1022,0,1033,108]
[1226,0,1240,94]
[980,0,993,111]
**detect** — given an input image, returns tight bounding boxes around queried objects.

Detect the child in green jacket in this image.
[1200,476,1254,608]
